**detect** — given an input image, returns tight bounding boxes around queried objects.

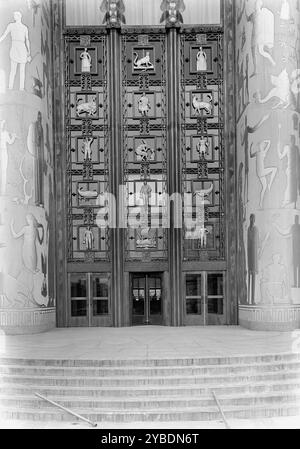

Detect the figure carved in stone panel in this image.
[82,137,93,161]
[196,136,209,159]
[192,94,212,116]
[11,214,44,273]
[256,69,291,109]
[83,227,94,250]
[0,12,31,91]
[274,215,300,288]
[196,47,207,72]
[78,187,99,201]
[241,114,270,205]
[135,140,154,162]
[277,126,299,209]
[133,52,154,71]
[0,120,17,195]
[80,48,92,73]
[138,93,151,116]
[246,0,275,76]
[76,97,97,116]
[250,140,278,209]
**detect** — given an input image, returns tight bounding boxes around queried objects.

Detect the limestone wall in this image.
[0,0,55,334]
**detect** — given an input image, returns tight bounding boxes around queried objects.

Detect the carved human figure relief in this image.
[277,126,299,208]
[196,137,209,159]
[138,93,151,116]
[100,0,126,25]
[197,47,207,72]
[10,214,44,273]
[246,0,275,75]
[0,120,17,195]
[280,0,290,21]
[82,137,93,161]
[186,184,213,246]
[80,48,92,73]
[250,140,278,209]
[83,227,94,250]
[133,52,154,71]
[0,12,31,90]
[256,69,291,109]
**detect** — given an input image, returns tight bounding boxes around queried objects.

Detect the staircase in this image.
[0,353,300,425]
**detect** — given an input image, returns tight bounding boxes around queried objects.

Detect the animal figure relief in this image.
[192,94,213,115]
[135,140,154,162]
[78,187,98,200]
[76,97,97,116]
[133,52,154,71]
[256,69,291,109]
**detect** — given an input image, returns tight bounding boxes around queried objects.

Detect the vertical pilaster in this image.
[167,26,183,326]
[236,0,300,330]
[108,27,124,327]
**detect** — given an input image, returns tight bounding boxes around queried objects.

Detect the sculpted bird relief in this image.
[78,187,98,200]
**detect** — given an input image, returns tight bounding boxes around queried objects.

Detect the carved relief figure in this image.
[80,48,92,73]
[0,120,17,195]
[76,97,97,116]
[246,0,275,76]
[186,184,213,246]
[78,187,98,200]
[11,214,44,273]
[160,0,185,25]
[138,93,151,116]
[247,213,259,305]
[196,137,209,159]
[274,215,300,288]
[192,94,212,115]
[260,254,288,304]
[197,47,207,72]
[136,226,156,248]
[250,140,278,208]
[256,69,291,109]
[277,126,300,208]
[241,114,270,204]
[0,12,31,90]
[280,0,290,21]
[82,137,93,161]
[83,227,94,250]
[133,52,154,71]
[100,0,126,25]
[140,181,152,210]
[135,140,154,162]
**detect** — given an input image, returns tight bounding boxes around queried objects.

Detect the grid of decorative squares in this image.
[65,34,109,262]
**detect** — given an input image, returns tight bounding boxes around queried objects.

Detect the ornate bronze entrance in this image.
[131,273,163,326]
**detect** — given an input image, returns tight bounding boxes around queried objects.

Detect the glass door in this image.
[132,273,163,325]
[184,272,226,326]
[69,273,110,327]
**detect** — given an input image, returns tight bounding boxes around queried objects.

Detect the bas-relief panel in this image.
[236,0,300,307]
[0,0,55,311]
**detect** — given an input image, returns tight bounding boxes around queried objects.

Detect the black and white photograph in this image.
[0,0,299,436]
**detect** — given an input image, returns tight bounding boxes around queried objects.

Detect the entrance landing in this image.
[0,326,299,360]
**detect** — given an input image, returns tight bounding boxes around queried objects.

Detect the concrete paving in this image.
[0,326,300,360]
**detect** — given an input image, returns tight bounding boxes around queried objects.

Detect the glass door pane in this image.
[207,273,226,325]
[92,275,109,321]
[149,275,162,320]
[70,274,88,326]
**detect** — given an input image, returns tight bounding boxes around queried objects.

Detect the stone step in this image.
[1,391,300,410]
[1,370,300,387]
[0,352,299,368]
[0,360,299,377]
[2,378,300,398]
[1,403,300,423]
